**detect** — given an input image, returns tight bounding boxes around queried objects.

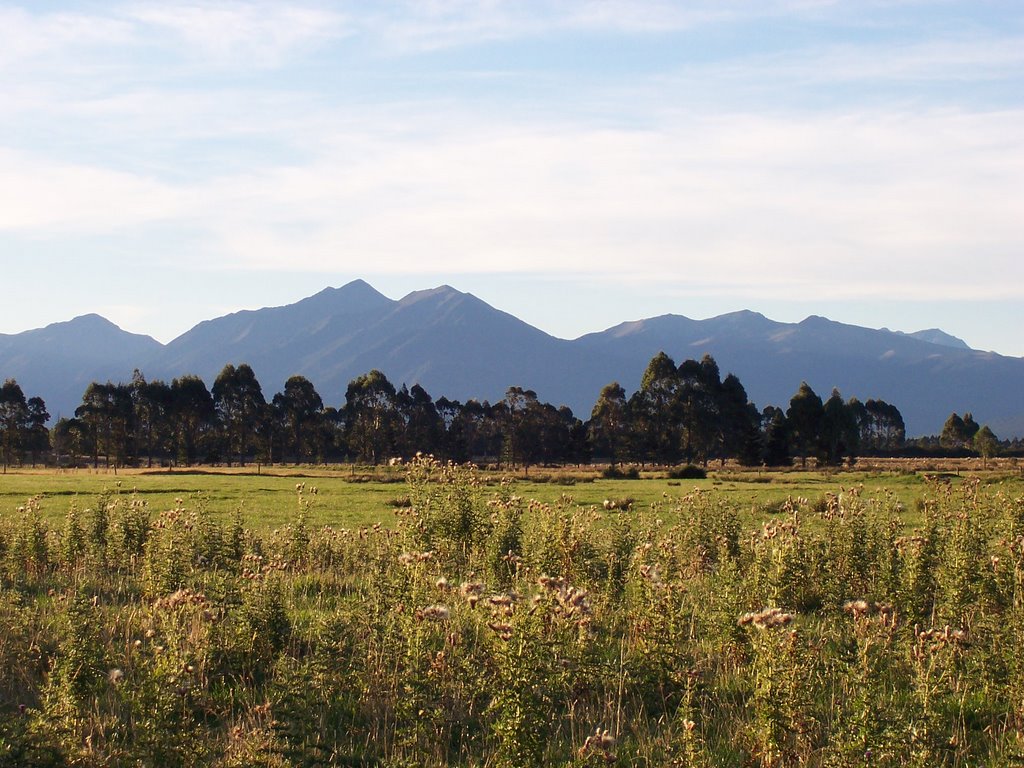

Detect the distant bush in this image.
[602,465,640,479]
[667,464,707,480]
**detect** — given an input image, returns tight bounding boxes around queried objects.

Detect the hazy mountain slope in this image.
[577,313,1024,436]
[3,282,1022,437]
[153,284,613,411]
[152,280,396,383]
[897,328,972,350]
[0,314,163,419]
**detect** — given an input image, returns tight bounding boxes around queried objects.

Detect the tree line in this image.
[1,353,925,471]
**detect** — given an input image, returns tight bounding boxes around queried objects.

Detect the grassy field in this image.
[2,457,1024,766]
[2,460,1021,531]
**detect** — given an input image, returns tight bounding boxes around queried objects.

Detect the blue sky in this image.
[2,1,1022,354]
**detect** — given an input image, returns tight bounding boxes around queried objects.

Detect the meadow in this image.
[1,459,1023,766]
[3,458,1017,530]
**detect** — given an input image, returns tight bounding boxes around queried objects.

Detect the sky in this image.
[1,0,1022,355]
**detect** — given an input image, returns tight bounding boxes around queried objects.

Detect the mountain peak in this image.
[396,285,469,310]
[337,278,385,296]
[903,328,971,350]
[63,313,120,330]
[4,280,1022,438]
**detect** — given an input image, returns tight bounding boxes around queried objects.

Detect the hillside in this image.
[2,281,1022,436]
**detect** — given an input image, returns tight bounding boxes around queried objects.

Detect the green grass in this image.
[0,467,408,529]
[3,464,1021,531]
[2,458,1024,765]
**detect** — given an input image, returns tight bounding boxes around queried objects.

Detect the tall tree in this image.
[761,406,791,466]
[973,425,999,467]
[961,413,981,442]
[398,383,444,457]
[212,363,266,466]
[940,413,970,450]
[446,399,501,462]
[0,379,30,471]
[272,375,324,463]
[561,406,590,466]
[75,382,134,469]
[52,417,85,466]
[860,399,905,452]
[718,373,761,466]
[344,370,401,464]
[25,396,50,467]
[786,382,824,467]
[632,352,680,464]
[170,375,215,466]
[501,386,539,471]
[132,371,172,468]
[820,389,859,465]
[677,356,720,465]
[589,382,629,468]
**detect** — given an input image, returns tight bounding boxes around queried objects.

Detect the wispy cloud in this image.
[0,6,135,70]
[1,0,1022,353]
[3,100,1020,304]
[125,2,349,67]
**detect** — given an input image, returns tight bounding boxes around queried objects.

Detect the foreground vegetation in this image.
[2,459,1024,766]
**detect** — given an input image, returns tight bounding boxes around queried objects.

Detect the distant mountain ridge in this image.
[2,280,1022,437]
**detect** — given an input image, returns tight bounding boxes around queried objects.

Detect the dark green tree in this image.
[962,412,981,442]
[75,382,134,469]
[272,375,324,463]
[860,399,905,452]
[718,373,761,466]
[52,417,85,466]
[131,371,172,468]
[677,355,720,465]
[0,379,30,471]
[397,383,444,457]
[561,406,590,466]
[170,375,216,466]
[973,425,998,467]
[25,396,50,466]
[940,413,970,450]
[589,382,629,467]
[212,363,266,466]
[761,406,791,466]
[344,370,401,463]
[786,382,824,467]
[631,352,680,464]
[501,386,541,472]
[435,396,467,461]
[820,389,860,465]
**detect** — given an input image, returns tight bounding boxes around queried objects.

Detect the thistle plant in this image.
[0,471,1022,765]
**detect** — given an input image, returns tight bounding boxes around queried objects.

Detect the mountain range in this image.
[2,280,1022,437]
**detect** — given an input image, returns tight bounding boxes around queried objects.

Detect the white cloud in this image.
[126,2,349,67]
[140,107,1019,306]
[0,149,188,232]
[715,36,1024,87]
[0,6,135,70]
[2,40,1020,307]
[1,0,1021,319]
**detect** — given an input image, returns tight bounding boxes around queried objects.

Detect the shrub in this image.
[667,464,707,480]
[601,465,639,479]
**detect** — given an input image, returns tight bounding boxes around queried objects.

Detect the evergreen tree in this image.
[344,370,401,463]
[589,382,629,467]
[170,375,216,466]
[273,376,324,463]
[786,382,824,467]
[0,379,30,471]
[761,406,791,466]
[212,363,266,465]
